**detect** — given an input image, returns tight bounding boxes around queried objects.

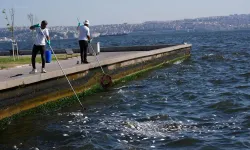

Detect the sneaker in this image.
[83,60,89,64]
[41,68,47,73]
[29,69,37,74]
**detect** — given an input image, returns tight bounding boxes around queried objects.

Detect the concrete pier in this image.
[0,44,191,120]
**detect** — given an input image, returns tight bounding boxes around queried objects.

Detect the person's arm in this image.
[46,29,51,45]
[87,28,91,41]
[30,24,40,30]
[46,36,50,41]
[87,35,91,41]
[77,23,81,30]
[30,26,35,30]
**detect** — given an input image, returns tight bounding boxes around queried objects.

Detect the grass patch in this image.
[0,54,80,69]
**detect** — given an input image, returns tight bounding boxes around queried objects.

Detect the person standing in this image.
[77,20,91,64]
[29,20,50,74]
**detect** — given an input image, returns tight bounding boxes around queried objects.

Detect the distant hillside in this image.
[1,14,250,41]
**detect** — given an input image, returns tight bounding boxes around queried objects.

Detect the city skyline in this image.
[0,0,250,27]
[1,13,250,44]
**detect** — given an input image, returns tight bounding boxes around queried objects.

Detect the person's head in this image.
[84,20,89,26]
[41,20,48,29]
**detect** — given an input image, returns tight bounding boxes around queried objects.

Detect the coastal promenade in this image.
[0,44,191,120]
[0,51,137,89]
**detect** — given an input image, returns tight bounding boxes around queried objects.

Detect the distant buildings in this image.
[0,14,250,42]
[0,37,12,42]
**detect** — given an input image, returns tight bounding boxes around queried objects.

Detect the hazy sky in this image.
[0,0,249,27]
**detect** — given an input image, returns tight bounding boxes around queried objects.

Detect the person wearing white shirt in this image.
[29,20,50,74]
[77,20,91,64]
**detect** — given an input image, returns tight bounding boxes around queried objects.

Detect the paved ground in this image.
[0,44,191,91]
[0,51,142,82]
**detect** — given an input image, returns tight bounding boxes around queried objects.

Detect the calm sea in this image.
[0,30,250,150]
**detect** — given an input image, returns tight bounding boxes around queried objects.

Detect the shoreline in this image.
[0,44,192,122]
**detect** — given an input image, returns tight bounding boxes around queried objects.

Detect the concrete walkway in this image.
[0,44,191,90]
[0,44,192,121]
[0,51,142,83]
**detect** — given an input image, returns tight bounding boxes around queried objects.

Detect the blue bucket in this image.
[45,50,52,63]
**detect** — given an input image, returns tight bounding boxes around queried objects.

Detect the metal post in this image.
[11,40,19,60]
[12,41,15,61]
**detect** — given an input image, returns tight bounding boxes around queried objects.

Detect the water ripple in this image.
[1,30,250,149]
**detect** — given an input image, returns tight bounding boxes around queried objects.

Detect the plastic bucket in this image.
[45,50,52,63]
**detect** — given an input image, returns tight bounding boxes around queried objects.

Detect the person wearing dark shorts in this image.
[77,20,91,64]
[29,20,50,74]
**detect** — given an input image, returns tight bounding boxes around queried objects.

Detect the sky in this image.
[0,0,249,27]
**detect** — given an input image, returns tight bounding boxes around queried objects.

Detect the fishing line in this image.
[77,18,112,88]
[38,27,86,111]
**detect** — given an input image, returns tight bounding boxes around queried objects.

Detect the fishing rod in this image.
[38,27,86,111]
[88,35,113,88]
[77,18,112,88]
[77,18,80,24]
[77,18,105,74]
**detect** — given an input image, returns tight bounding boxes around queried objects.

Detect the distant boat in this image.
[100,32,129,37]
[91,32,101,38]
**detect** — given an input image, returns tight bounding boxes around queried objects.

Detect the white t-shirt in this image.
[34,27,49,46]
[78,25,90,41]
